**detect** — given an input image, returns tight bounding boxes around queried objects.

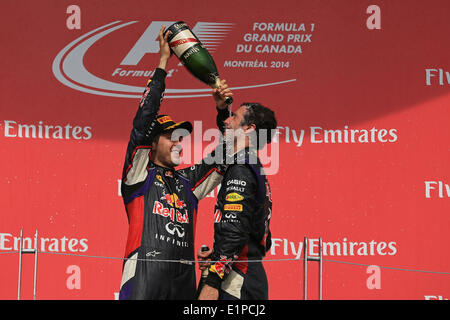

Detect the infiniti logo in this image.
[52,20,296,99]
[165,222,185,238]
[225,213,237,219]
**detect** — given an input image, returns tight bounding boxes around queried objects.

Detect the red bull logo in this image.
[210,255,232,279]
[152,201,189,224]
[164,170,174,178]
[161,193,186,209]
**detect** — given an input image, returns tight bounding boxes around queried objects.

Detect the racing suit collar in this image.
[226,147,258,165]
[150,161,176,173]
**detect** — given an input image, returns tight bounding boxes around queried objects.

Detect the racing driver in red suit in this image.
[119,26,232,300]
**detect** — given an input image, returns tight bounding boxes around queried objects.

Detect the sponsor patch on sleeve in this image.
[224,204,243,212]
[225,192,244,202]
[157,115,172,124]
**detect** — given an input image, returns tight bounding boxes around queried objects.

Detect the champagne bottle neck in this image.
[212,77,221,89]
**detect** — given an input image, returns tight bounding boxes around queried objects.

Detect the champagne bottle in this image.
[164,21,233,105]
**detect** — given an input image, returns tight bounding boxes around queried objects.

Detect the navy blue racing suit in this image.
[119,68,227,300]
[205,146,273,300]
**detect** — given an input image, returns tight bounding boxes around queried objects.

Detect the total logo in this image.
[53,20,296,99]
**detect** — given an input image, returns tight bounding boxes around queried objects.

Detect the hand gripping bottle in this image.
[164,21,233,105]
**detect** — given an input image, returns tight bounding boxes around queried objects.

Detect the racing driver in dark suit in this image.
[119,26,233,300]
[198,101,277,300]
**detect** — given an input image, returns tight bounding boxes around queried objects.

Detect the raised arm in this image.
[213,79,232,134]
[176,80,233,200]
[122,26,171,186]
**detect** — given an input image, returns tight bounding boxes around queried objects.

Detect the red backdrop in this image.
[0,0,449,300]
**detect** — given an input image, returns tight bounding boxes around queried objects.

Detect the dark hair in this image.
[240,102,277,149]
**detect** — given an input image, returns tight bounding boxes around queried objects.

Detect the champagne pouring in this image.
[164,21,233,105]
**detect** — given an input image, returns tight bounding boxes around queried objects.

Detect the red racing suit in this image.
[119,68,227,300]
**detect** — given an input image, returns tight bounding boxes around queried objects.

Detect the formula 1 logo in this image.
[52,20,296,99]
